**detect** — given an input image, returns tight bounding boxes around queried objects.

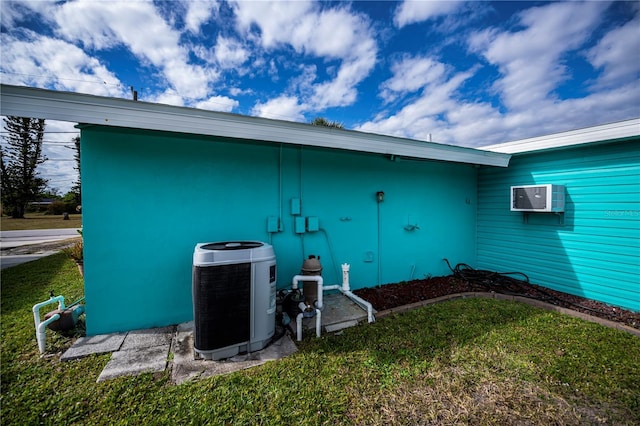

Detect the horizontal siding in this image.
[477,139,640,312]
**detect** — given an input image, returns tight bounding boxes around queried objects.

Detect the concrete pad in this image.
[325,320,359,333]
[61,333,126,361]
[97,345,169,382]
[197,335,298,384]
[170,322,298,385]
[120,326,175,350]
[301,293,373,333]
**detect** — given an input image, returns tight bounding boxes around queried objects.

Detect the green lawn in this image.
[0,213,82,231]
[1,253,639,425]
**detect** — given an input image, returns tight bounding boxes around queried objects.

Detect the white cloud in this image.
[356,68,477,142]
[214,36,249,69]
[394,0,465,28]
[195,96,239,112]
[150,89,186,107]
[0,0,56,28]
[311,33,377,109]
[468,1,607,110]
[380,56,447,102]
[587,12,640,89]
[183,0,219,33]
[232,1,377,111]
[232,0,314,48]
[53,0,217,99]
[0,31,126,97]
[251,95,307,122]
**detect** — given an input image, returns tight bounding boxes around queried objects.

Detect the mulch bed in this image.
[353,275,640,330]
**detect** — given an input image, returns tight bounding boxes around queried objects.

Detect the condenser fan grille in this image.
[193,263,251,351]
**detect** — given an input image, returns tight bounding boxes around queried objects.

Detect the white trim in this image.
[481,118,640,154]
[0,84,510,167]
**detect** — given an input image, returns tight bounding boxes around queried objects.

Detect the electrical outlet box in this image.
[306,216,319,232]
[291,198,301,215]
[267,216,279,233]
[295,217,306,234]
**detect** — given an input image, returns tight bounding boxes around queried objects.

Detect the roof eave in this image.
[481,118,640,154]
[1,84,510,167]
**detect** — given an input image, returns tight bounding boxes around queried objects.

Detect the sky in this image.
[1,0,639,195]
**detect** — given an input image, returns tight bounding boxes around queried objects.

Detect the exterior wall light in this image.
[376,191,385,203]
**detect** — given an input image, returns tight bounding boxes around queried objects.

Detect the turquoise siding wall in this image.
[477,139,640,312]
[81,126,478,335]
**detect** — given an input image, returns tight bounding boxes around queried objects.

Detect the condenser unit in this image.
[192,241,276,360]
[511,184,565,212]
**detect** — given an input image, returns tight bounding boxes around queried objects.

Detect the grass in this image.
[1,254,639,425]
[0,212,82,231]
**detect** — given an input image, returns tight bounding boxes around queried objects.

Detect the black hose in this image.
[442,259,605,315]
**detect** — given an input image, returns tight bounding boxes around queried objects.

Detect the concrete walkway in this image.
[60,293,373,384]
[62,323,298,384]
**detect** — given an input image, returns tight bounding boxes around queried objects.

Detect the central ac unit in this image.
[192,241,276,360]
[511,184,565,212]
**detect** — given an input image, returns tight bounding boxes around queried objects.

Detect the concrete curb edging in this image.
[374,292,640,338]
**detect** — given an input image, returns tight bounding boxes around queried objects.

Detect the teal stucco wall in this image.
[477,139,640,312]
[81,126,478,335]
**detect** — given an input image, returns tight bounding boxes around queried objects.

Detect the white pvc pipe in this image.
[292,274,324,310]
[322,285,340,291]
[342,263,350,291]
[296,308,322,341]
[315,308,321,338]
[296,313,303,341]
[342,290,375,324]
[292,264,375,342]
[37,314,60,353]
[32,295,66,354]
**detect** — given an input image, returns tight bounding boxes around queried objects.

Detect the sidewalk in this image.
[61,323,298,385]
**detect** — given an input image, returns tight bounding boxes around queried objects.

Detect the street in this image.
[0,229,81,270]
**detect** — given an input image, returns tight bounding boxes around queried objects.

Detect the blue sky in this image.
[1,0,639,194]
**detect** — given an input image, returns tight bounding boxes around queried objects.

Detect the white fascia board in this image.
[1,84,510,167]
[481,118,640,154]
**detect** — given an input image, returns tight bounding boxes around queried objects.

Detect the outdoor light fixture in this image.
[376,191,385,202]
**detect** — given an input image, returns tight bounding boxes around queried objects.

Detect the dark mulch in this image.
[353,275,640,330]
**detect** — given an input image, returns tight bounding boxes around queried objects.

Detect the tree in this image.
[311,117,344,129]
[69,135,81,206]
[0,116,48,218]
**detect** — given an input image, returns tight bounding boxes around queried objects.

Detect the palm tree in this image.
[311,117,344,129]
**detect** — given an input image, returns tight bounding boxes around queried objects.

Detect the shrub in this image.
[46,200,78,215]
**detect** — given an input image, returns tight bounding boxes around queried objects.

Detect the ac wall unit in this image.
[511,184,565,212]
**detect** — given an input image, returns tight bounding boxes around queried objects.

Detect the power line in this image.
[0,142,77,146]
[0,132,80,135]
[0,71,123,88]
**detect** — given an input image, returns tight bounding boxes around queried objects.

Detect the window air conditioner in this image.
[511,184,565,213]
